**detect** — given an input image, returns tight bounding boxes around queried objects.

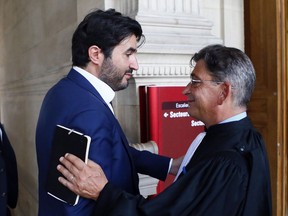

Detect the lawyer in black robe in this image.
[93,117,271,216]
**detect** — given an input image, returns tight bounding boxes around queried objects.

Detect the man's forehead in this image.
[190,62,210,78]
[119,35,137,46]
[115,35,138,52]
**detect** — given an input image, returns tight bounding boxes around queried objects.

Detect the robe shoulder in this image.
[93,150,249,216]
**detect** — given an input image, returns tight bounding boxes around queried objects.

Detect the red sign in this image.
[139,86,204,192]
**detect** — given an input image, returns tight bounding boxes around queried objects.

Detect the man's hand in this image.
[169,156,184,175]
[57,153,108,200]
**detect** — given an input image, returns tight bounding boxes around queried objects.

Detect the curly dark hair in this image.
[72,9,144,67]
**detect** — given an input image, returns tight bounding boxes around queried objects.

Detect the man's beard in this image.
[99,58,131,91]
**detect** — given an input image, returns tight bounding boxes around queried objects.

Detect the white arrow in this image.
[163,112,169,118]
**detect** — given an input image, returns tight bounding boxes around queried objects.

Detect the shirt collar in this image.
[73,66,115,111]
[219,112,247,124]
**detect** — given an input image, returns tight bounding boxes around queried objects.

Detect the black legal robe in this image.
[93,117,272,216]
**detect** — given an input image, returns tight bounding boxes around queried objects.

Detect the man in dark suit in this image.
[57,44,272,216]
[0,124,18,216]
[36,9,177,216]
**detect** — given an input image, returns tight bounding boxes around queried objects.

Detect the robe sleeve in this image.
[93,151,250,216]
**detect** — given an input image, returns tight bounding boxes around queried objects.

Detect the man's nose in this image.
[182,82,191,95]
[130,55,139,70]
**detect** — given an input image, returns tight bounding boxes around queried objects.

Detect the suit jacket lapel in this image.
[67,68,112,111]
[67,68,139,192]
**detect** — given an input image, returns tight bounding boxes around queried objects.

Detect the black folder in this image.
[46,125,91,206]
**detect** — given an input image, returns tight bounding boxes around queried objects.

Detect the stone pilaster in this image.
[133,0,222,84]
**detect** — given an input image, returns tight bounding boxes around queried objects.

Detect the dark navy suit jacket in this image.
[0,124,18,216]
[36,68,170,216]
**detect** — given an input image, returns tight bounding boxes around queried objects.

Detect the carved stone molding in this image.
[118,0,221,85]
[130,140,159,153]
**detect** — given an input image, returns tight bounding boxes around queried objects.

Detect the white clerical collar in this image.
[219,112,247,124]
[0,127,2,142]
[73,66,115,113]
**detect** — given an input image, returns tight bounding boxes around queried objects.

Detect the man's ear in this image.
[88,45,104,65]
[217,82,231,105]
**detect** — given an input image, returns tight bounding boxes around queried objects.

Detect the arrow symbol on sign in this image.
[163,112,169,118]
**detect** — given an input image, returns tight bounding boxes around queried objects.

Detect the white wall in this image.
[200,0,244,49]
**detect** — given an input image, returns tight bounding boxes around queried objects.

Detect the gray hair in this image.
[190,44,256,107]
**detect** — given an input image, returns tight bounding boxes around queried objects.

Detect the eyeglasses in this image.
[190,78,223,87]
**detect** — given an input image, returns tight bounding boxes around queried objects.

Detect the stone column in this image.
[133,0,222,85]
